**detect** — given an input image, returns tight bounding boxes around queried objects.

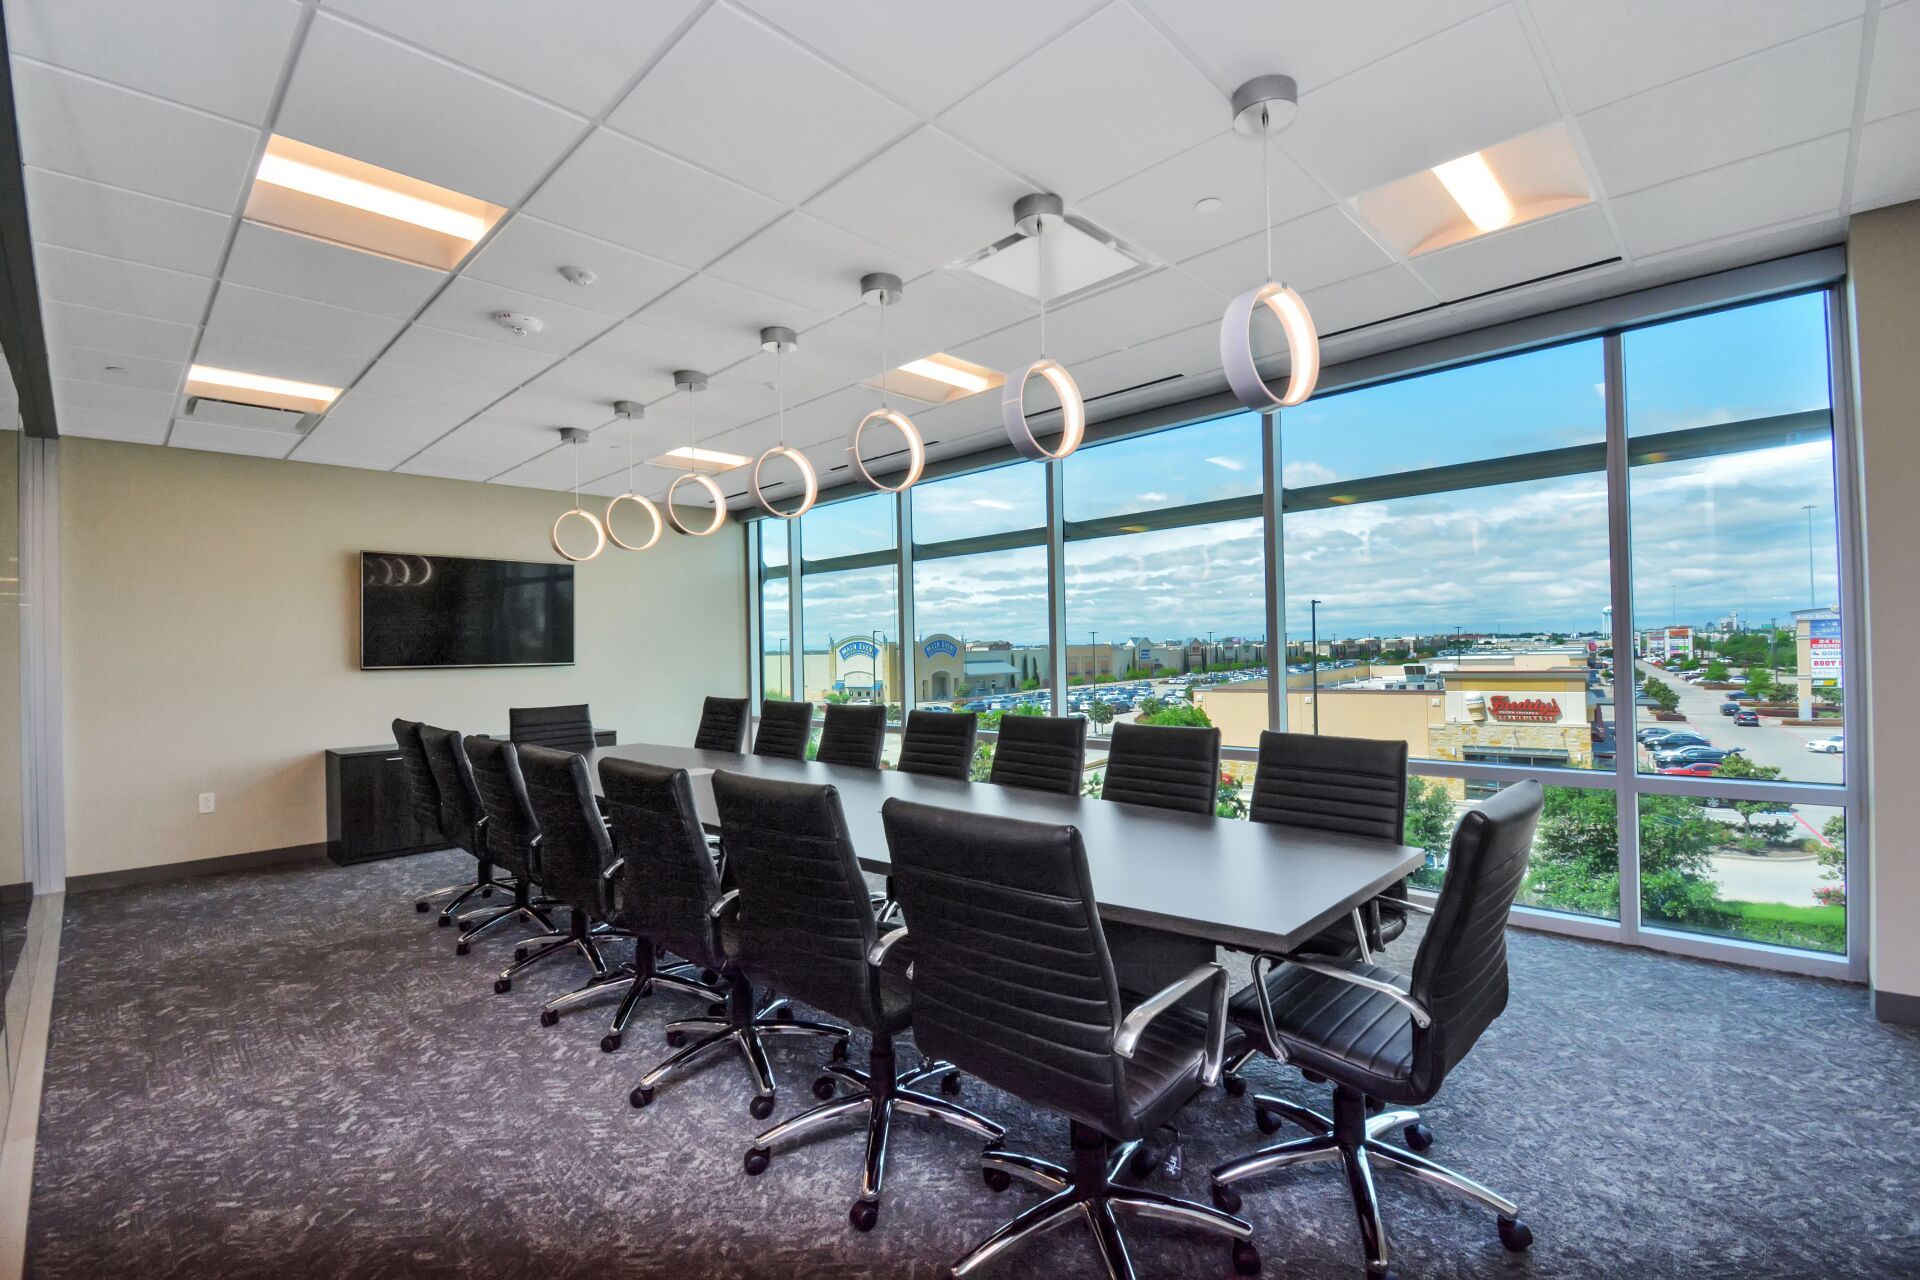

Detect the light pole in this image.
[1309,600,1323,735]
[1801,503,1818,611]
[1089,631,1098,683]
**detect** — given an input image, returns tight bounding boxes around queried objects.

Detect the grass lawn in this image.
[1715,898,1846,954]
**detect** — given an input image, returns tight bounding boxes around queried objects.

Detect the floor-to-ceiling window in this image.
[797,492,900,720]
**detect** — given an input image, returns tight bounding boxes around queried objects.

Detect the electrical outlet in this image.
[198,792,215,814]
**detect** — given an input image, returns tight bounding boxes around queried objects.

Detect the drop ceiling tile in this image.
[865,270,1036,355]
[54,405,170,444]
[706,214,925,317]
[1300,264,1438,336]
[755,385,875,453]
[525,356,677,413]
[53,376,178,420]
[192,329,370,389]
[275,13,584,206]
[524,128,784,268]
[1865,1,1920,122]
[319,389,469,440]
[1283,8,1559,198]
[944,314,1110,381]
[48,344,182,393]
[395,451,508,482]
[321,0,701,115]
[575,320,746,387]
[1578,22,1861,197]
[1078,133,1328,266]
[42,301,198,362]
[1529,0,1865,115]
[11,0,301,123]
[489,446,598,492]
[628,275,828,363]
[34,245,211,324]
[803,127,1032,267]
[1049,268,1223,351]
[353,359,508,413]
[1853,108,1920,210]
[414,276,611,356]
[381,323,559,389]
[940,4,1224,201]
[24,168,231,277]
[461,215,691,318]
[223,222,445,320]
[288,432,420,471]
[1179,204,1392,297]
[608,4,914,205]
[487,385,620,432]
[1409,203,1619,301]
[433,416,566,465]
[1603,134,1849,259]
[11,61,259,212]
[204,282,405,358]
[168,418,301,459]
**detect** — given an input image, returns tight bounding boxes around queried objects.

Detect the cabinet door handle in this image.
[385,755,402,762]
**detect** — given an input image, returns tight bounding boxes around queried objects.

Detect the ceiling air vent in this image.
[182,396,317,435]
[955,206,1156,307]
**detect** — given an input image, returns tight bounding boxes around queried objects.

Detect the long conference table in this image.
[592,742,1424,992]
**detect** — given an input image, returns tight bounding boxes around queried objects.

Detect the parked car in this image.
[1659,762,1722,776]
[1719,702,1742,716]
[1654,745,1744,767]
[1733,710,1761,726]
[1807,735,1844,754]
[1638,726,1699,745]
[1643,731,1712,751]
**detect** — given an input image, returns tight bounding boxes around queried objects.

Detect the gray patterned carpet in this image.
[25,849,1920,1279]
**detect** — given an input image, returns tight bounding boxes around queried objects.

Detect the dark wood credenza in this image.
[324,730,617,866]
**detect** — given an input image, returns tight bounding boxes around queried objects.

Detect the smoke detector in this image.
[492,310,545,338]
[558,265,596,287]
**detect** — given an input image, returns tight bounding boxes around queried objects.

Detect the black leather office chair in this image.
[693,696,751,753]
[1099,720,1221,815]
[729,775,1002,1231]
[509,703,597,754]
[416,724,513,927]
[986,713,1088,794]
[814,702,887,769]
[394,718,455,917]
[881,798,1259,1277]
[1209,781,1545,1279]
[752,698,814,760]
[625,771,849,1118]
[896,709,978,780]
[455,736,556,957]
[513,744,635,1006]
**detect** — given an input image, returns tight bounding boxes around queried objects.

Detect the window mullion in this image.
[1603,330,1642,943]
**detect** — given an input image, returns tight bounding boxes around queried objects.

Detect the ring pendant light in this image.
[848,272,925,493]
[550,427,607,562]
[604,399,663,551]
[1001,193,1086,462]
[750,325,818,518]
[1219,74,1321,411]
[666,370,728,537]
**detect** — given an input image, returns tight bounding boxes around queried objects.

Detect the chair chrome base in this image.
[540,940,728,1050]
[743,1033,1004,1231]
[630,977,848,1118]
[491,908,623,993]
[452,882,555,953]
[957,1120,1257,1279]
[1210,1084,1530,1278]
[413,863,516,927]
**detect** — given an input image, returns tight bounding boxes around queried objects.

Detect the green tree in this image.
[1138,702,1212,728]
[1086,701,1115,730]
[1019,677,1042,692]
[1818,813,1845,895]
[1081,769,1104,798]
[1136,695,1166,719]
[977,704,1044,730]
[1643,676,1680,714]
[1711,754,1792,841]
[1704,659,1730,682]
[1527,787,1727,924]
[1215,772,1248,820]
[1403,777,1456,890]
[1744,667,1777,702]
[968,741,995,782]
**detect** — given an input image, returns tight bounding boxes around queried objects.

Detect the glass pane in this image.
[1064,517,1267,749]
[761,519,788,569]
[1407,780,1620,921]
[761,575,791,700]
[1624,293,1831,436]
[911,461,1045,545]
[1283,339,1604,488]
[1639,795,1845,955]
[1062,413,1262,523]
[799,564,900,718]
[801,491,895,561]
[1283,471,1613,771]
[911,546,1049,709]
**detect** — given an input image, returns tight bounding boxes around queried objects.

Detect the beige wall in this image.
[58,438,747,879]
[1848,201,1920,1010]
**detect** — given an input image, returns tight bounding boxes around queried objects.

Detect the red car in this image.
[1659,762,1721,776]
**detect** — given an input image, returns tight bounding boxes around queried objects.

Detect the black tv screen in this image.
[360,552,574,669]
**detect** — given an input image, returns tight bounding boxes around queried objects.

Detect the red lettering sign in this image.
[1488,695,1561,723]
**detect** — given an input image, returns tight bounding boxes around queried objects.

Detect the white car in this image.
[1806,735,1844,754]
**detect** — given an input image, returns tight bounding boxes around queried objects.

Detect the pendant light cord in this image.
[686,384,696,472]
[777,344,786,445]
[1263,130,1273,284]
[625,412,635,490]
[1038,217,1048,356]
[571,438,581,507]
[879,296,889,409]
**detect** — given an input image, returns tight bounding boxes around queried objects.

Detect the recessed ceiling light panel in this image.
[1349,123,1593,257]
[186,364,340,414]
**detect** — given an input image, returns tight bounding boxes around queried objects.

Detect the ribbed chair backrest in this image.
[987,713,1088,795]
[815,703,887,769]
[391,718,443,835]
[882,799,1129,1135]
[464,736,540,881]
[712,771,881,1029]
[509,703,597,754]
[752,699,814,760]
[1249,731,1408,839]
[1099,721,1221,815]
[1407,780,1543,1098]
[419,724,482,858]
[517,744,614,917]
[600,759,724,971]
[693,696,750,753]
[896,710,979,780]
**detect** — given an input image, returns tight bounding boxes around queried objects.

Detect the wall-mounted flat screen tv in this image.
[360,552,574,669]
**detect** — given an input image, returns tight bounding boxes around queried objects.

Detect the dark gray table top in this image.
[591,743,1423,956]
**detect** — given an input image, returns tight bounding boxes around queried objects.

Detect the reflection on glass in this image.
[800,564,901,718]
[1640,796,1845,954]
[911,462,1045,545]
[912,546,1048,708]
[1063,413,1261,523]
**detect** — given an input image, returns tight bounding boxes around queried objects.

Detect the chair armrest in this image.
[868,925,910,967]
[602,857,625,882]
[1251,951,1433,1036]
[708,888,741,921]
[1114,962,1229,1086]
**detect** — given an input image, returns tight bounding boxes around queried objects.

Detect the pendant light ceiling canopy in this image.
[667,370,728,537]
[751,325,818,519]
[604,400,663,552]
[1219,74,1322,412]
[550,426,607,562]
[848,272,925,494]
[1000,193,1087,462]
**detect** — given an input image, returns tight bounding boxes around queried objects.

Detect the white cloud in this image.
[1204,456,1247,472]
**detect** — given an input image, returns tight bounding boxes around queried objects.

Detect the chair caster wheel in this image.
[437,914,451,928]
[1253,1105,1282,1136]
[630,1085,654,1109]
[1126,1144,1159,1179]
[1403,1121,1434,1152]
[601,1034,622,1053]
[743,1147,770,1176]
[480,887,494,898]
[1498,1216,1533,1252]
[493,978,511,994]
[775,1006,794,1022]
[1300,1068,1327,1084]
[983,1168,1011,1193]
[415,901,430,913]
[831,1038,849,1061]
[665,1030,687,1048]
[812,1076,836,1101]
[707,1001,727,1018]
[455,941,471,956]
[538,1009,559,1027]
[940,1070,961,1095]
[1211,1182,1242,1215]
[1365,1096,1384,1115]
[1232,1239,1261,1275]
[750,1093,776,1120]
[1223,1074,1246,1098]
[701,969,720,986]
[849,1200,878,1232]
[513,948,528,962]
